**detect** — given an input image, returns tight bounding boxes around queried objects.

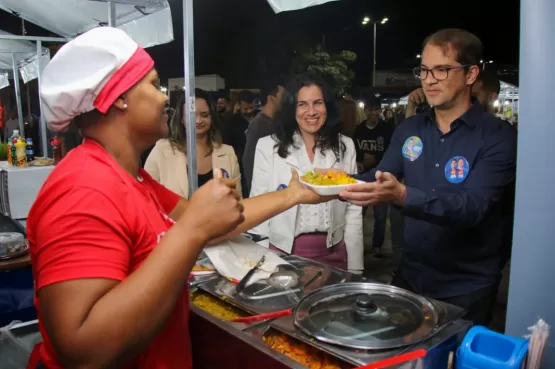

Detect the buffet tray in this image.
[198,255,362,315]
[268,305,469,367]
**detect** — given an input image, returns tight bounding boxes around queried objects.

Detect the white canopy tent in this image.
[0,30,51,82]
[0,0,173,156]
[0,72,8,90]
[0,0,173,48]
[266,0,340,13]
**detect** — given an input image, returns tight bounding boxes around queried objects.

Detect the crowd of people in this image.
[22,25,516,369]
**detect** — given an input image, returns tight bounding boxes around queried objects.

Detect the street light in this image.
[416,54,421,59]
[362,16,389,87]
[480,59,494,70]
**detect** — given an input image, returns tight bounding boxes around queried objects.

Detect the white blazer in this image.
[249,134,364,271]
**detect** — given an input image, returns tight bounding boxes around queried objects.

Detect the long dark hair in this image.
[274,73,344,159]
[169,88,222,155]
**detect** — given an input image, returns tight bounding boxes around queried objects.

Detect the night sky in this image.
[0,0,521,89]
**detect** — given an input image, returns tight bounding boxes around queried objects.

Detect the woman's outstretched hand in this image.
[286,170,337,205]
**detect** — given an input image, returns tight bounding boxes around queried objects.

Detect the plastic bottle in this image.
[51,136,62,165]
[6,130,21,166]
[15,137,27,168]
[25,138,35,162]
[10,138,17,167]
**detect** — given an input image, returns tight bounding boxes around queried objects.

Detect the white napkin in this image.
[203,235,290,286]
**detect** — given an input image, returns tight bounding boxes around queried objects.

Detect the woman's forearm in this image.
[211,187,298,243]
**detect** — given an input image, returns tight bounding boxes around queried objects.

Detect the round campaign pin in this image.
[444,156,470,184]
[220,168,230,179]
[402,136,423,161]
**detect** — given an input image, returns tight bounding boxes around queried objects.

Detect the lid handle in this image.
[356,295,377,312]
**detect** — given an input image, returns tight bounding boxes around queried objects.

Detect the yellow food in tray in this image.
[264,333,349,369]
[302,171,357,186]
[28,158,54,166]
[190,292,246,321]
[192,264,214,272]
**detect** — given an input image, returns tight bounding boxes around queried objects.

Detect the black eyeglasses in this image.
[413,65,470,81]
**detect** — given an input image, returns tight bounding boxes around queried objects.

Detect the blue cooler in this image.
[456,326,528,369]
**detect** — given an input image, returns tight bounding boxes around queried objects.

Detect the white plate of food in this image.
[300,170,364,196]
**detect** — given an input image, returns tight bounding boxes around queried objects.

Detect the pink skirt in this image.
[270,233,348,271]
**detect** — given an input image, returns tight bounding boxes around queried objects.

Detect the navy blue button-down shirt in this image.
[356,103,517,298]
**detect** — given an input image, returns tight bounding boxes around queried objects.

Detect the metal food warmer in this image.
[190,255,471,369]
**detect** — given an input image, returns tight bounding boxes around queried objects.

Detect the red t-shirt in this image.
[26,139,191,369]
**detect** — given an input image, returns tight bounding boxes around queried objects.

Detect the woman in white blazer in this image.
[250,74,364,273]
[145,89,242,199]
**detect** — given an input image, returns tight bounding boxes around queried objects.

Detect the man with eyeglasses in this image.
[405,69,501,119]
[337,29,516,325]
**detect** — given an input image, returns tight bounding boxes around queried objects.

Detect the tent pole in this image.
[183,0,197,195]
[11,53,24,136]
[108,2,116,27]
[36,41,49,158]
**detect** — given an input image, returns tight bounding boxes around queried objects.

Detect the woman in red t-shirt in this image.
[26,27,329,369]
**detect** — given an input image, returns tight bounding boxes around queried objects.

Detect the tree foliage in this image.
[291,45,357,95]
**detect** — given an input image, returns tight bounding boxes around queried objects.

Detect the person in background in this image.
[250,74,363,273]
[339,29,516,326]
[383,108,395,125]
[216,95,232,116]
[339,99,359,138]
[236,90,256,122]
[26,27,330,369]
[395,106,406,125]
[216,94,233,134]
[242,79,285,190]
[403,88,429,119]
[353,95,394,258]
[472,70,500,114]
[145,89,241,198]
[224,90,256,198]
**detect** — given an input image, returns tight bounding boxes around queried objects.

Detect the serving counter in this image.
[189,255,471,369]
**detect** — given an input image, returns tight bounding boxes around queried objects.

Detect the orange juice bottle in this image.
[15,137,27,168]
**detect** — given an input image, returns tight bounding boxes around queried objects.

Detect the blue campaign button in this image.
[444,156,469,184]
[402,136,423,161]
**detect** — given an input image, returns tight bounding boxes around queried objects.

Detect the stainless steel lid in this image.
[199,255,356,314]
[294,282,439,350]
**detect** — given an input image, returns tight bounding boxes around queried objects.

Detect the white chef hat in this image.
[40,27,154,132]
